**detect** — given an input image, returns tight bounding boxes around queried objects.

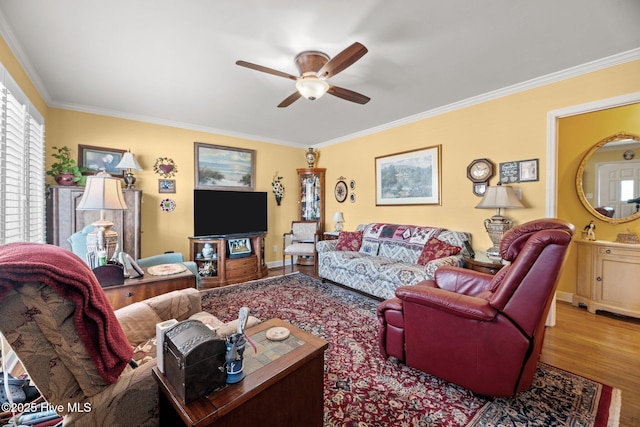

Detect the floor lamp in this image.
[76,171,128,262]
[475,184,523,257]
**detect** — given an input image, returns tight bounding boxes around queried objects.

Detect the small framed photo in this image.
[519,159,539,182]
[227,238,252,258]
[158,179,176,193]
[78,145,126,177]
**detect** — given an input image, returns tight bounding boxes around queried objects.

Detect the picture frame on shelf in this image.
[375,145,441,205]
[227,238,252,258]
[78,145,126,177]
[194,142,255,191]
[158,179,176,193]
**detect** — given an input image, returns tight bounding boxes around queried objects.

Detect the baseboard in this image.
[556,291,573,303]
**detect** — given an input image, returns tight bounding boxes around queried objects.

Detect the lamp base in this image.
[483,214,513,258]
[334,222,343,232]
[123,172,136,190]
[86,219,119,262]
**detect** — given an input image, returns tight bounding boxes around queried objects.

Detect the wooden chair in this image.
[283,220,320,274]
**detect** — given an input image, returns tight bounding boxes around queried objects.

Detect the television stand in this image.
[188,233,268,288]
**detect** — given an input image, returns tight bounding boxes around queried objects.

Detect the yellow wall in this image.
[319,60,640,295]
[46,108,303,260]
[3,30,640,295]
[557,103,640,295]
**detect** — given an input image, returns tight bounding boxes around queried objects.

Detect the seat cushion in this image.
[284,243,315,255]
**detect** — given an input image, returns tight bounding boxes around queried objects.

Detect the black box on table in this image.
[163,319,227,404]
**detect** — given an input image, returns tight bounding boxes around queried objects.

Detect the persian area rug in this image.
[200,273,621,427]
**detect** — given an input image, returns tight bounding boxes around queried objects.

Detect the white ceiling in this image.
[1,0,639,148]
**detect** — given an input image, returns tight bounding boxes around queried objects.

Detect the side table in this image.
[102,267,196,310]
[323,231,339,240]
[463,251,504,275]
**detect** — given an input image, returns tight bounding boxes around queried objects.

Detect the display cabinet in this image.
[189,233,268,288]
[574,239,640,318]
[297,168,326,233]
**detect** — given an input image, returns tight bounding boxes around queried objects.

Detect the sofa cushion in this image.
[417,237,462,266]
[336,231,363,251]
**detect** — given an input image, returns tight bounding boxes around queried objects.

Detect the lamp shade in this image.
[475,185,523,210]
[332,211,345,223]
[77,172,128,211]
[115,152,142,171]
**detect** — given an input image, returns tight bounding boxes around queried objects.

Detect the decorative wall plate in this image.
[350,193,356,203]
[335,180,348,203]
[154,157,178,178]
[160,198,176,212]
[349,179,356,190]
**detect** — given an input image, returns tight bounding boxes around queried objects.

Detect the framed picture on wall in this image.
[375,145,441,205]
[158,179,176,193]
[194,142,255,191]
[519,159,539,182]
[78,145,126,177]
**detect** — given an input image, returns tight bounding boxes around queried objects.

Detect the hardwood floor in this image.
[274,264,640,426]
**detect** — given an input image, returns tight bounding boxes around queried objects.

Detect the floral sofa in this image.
[317,223,471,300]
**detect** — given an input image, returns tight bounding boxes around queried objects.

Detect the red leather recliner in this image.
[377,218,575,397]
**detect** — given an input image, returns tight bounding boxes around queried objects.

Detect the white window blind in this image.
[0,64,46,245]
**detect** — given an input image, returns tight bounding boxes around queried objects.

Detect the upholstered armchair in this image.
[282,220,320,274]
[377,218,574,397]
[0,243,255,426]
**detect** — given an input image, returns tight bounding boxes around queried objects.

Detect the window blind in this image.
[0,64,46,244]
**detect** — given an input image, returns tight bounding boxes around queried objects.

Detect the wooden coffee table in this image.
[152,318,329,427]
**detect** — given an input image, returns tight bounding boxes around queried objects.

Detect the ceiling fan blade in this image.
[236,60,299,81]
[277,92,302,108]
[327,86,370,105]
[317,42,368,79]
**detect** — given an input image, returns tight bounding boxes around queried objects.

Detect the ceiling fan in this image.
[236,42,370,108]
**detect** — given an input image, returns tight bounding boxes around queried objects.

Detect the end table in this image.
[463,251,504,275]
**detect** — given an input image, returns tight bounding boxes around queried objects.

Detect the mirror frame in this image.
[575,131,640,224]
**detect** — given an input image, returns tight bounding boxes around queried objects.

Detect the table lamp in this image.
[475,183,523,257]
[115,150,142,189]
[76,171,128,261]
[332,211,345,232]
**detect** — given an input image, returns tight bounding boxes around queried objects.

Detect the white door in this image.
[597,161,640,218]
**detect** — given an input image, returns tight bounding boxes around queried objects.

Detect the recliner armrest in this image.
[432,266,493,297]
[396,286,497,321]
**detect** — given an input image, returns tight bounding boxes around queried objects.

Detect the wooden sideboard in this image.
[574,239,640,318]
[47,185,142,259]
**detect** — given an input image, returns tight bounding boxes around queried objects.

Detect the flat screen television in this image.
[194,190,267,237]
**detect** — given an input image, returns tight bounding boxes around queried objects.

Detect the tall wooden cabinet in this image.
[297,168,326,232]
[574,239,640,318]
[47,185,142,259]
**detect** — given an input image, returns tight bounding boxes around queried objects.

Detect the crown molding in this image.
[317,48,640,148]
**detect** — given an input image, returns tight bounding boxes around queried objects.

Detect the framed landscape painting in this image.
[194,142,255,191]
[375,145,441,205]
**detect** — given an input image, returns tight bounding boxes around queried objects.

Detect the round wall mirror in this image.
[576,132,640,224]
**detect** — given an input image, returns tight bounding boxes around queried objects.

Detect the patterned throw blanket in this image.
[0,242,132,383]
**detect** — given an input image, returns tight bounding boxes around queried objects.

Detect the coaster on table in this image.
[266,326,290,341]
[147,263,187,276]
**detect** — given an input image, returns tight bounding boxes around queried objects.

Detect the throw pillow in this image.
[336,231,364,251]
[417,237,462,265]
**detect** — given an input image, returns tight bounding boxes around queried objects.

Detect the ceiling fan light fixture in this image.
[295,76,329,101]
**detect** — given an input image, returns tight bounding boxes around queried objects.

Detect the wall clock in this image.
[466,158,494,183]
[335,180,348,203]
